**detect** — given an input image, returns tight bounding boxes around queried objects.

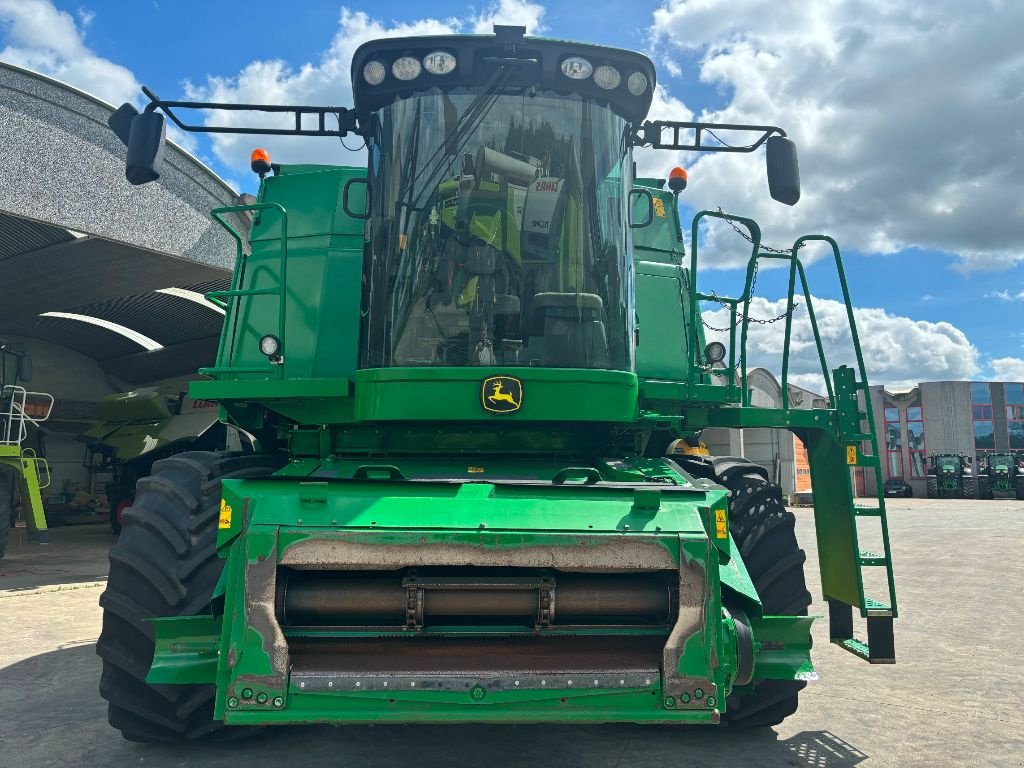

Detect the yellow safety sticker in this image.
[846,445,857,465]
[218,499,233,529]
[715,509,728,538]
[653,197,666,218]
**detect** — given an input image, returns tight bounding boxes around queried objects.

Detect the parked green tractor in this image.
[0,340,53,560]
[97,27,896,742]
[80,386,250,533]
[925,453,975,499]
[977,452,1024,500]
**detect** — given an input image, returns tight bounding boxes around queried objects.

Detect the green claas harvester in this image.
[97,26,896,742]
[0,340,53,560]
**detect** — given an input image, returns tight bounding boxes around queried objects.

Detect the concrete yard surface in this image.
[1,499,1022,768]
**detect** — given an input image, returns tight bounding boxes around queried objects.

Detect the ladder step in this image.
[858,549,888,566]
[852,506,883,517]
[835,637,871,661]
[863,597,893,617]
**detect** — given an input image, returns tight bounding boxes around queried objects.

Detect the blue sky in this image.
[2,0,1022,388]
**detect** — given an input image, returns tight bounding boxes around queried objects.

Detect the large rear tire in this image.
[674,456,811,727]
[925,476,937,499]
[96,451,280,742]
[961,477,976,499]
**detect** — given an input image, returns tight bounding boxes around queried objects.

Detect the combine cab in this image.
[925,453,975,499]
[95,26,896,741]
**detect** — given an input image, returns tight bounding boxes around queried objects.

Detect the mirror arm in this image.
[136,86,368,139]
[629,120,786,153]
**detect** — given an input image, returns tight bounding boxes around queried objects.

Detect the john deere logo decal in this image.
[482,376,523,414]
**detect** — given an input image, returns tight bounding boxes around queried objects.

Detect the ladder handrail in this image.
[1,386,54,446]
[203,202,290,381]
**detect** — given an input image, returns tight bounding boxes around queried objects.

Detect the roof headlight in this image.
[560,56,593,80]
[363,60,387,86]
[392,56,422,81]
[423,51,457,75]
[593,65,621,90]
[627,71,649,96]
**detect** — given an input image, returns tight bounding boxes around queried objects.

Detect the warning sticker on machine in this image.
[715,509,728,539]
[846,445,858,465]
[219,499,233,529]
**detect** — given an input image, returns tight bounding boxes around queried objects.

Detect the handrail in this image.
[689,210,762,402]
[687,212,869,412]
[1,386,54,446]
[21,448,51,490]
[205,202,289,380]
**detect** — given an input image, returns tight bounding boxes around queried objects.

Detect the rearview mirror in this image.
[17,353,32,383]
[108,103,139,147]
[125,111,167,185]
[766,136,801,206]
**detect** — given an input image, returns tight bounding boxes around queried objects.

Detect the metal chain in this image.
[715,206,802,255]
[681,252,800,331]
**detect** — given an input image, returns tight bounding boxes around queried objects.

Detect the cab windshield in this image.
[361,89,634,370]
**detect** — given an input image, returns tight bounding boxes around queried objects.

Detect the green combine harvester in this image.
[97,27,896,741]
[0,341,53,560]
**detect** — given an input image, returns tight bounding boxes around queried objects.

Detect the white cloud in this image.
[991,357,1024,381]
[649,0,1024,273]
[701,295,980,390]
[185,4,545,181]
[989,289,1024,301]
[0,0,138,106]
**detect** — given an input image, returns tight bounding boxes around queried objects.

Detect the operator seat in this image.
[525,292,609,368]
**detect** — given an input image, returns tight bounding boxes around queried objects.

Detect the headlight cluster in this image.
[560,57,649,95]
[364,51,457,85]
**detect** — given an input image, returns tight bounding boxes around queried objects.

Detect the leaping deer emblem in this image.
[487,381,519,408]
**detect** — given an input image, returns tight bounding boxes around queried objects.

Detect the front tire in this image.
[96,451,280,742]
[675,456,811,727]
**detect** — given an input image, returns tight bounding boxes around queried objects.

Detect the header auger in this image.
[96,25,895,742]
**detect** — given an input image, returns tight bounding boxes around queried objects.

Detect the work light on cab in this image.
[258,334,281,360]
[423,51,457,75]
[593,65,622,90]
[392,56,422,81]
[561,56,593,79]
[363,60,386,85]
[627,71,648,95]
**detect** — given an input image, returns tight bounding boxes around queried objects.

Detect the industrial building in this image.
[864,380,1024,496]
